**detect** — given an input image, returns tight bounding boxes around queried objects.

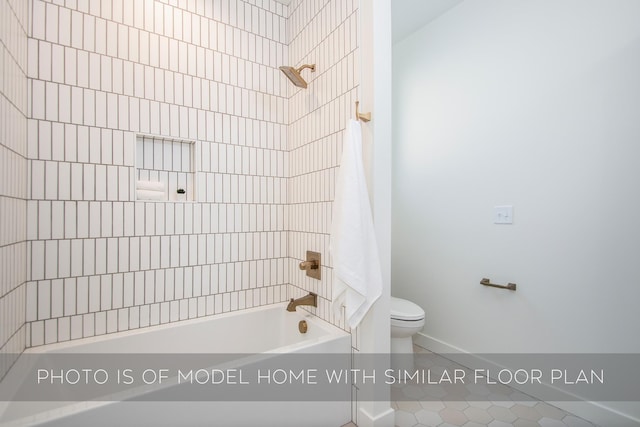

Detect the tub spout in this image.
[286,293,317,312]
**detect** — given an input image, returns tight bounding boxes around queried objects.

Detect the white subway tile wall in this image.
[5,0,362,355]
[0,0,29,379]
[25,0,292,347]
[286,0,360,336]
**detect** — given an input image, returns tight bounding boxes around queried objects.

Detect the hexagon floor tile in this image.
[385,346,600,427]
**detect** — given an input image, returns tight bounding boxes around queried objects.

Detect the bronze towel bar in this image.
[480,278,516,291]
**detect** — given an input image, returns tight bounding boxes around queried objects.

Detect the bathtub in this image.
[0,303,352,427]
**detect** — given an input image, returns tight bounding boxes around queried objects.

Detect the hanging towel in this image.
[136,180,165,192]
[136,189,165,201]
[330,119,383,329]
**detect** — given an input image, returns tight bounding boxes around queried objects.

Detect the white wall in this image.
[357,0,395,425]
[393,0,640,421]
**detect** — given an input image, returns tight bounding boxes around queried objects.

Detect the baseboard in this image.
[356,405,395,427]
[414,332,640,427]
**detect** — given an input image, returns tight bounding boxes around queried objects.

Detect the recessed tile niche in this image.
[135,134,197,202]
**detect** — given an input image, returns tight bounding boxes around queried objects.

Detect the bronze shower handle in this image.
[299,260,318,270]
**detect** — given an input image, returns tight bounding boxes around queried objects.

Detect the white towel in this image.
[136,180,165,192]
[330,119,383,329]
[136,189,165,201]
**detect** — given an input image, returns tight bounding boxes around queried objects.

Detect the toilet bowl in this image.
[390,296,425,375]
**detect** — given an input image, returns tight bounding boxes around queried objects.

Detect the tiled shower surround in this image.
[0,0,29,379]
[17,0,361,349]
[286,0,359,331]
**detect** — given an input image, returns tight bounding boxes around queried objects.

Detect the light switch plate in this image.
[494,205,513,224]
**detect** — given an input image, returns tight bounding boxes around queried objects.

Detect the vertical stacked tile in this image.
[285,0,360,333]
[0,0,29,378]
[25,0,290,347]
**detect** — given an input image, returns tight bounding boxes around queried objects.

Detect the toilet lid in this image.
[390,297,425,321]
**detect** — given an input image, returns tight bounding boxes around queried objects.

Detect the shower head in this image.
[279,64,316,89]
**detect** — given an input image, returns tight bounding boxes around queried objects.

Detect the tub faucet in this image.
[286,293,318,312]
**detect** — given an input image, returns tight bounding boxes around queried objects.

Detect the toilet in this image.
[390,296,425,374]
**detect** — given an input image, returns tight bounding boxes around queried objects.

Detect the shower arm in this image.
[297,64,316,73]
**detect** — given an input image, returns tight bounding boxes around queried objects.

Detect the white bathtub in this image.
[0,303,352,427]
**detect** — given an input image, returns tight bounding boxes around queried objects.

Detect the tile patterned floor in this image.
[388,346,599,427]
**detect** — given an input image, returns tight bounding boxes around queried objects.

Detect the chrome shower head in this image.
[279,64,316,88]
